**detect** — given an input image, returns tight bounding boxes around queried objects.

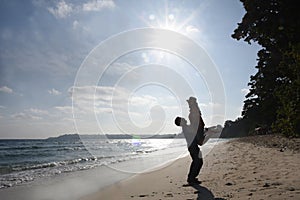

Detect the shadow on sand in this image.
[191,185,226,200]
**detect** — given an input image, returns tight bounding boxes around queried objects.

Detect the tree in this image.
[232,0,300,137]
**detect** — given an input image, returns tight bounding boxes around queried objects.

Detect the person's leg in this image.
[187,153,196,182]
[195,157,203,177]
[187,144,201,182]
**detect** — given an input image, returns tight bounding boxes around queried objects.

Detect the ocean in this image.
[0,136,188,189]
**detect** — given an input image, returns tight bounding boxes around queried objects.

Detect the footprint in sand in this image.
[164,193,173,197]
[138,194,149,197]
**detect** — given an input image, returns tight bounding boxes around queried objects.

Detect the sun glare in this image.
[136,4,203,65]
[147,13,181,32]
[140,8,200,36]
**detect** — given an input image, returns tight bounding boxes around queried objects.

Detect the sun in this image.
[145,13,182,33]
[136,6,202,64]
[140,10,200,35]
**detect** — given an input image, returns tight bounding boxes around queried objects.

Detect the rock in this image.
[271,182,282,186]
[164,193,173,197]
[286,187,295,191]
[263,183,270,187]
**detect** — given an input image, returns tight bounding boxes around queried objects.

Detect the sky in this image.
[0,0,261,139]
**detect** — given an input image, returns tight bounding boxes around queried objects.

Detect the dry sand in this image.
[82,135,300,200]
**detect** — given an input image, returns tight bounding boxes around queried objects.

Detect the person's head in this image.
[187,96,197,103]
[174,116,187,126]
[186,96,197,107]
[187,96,201,114]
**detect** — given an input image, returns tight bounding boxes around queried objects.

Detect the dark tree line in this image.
[225,0,299,137]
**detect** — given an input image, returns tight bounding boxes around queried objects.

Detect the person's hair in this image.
[175,117,183,126]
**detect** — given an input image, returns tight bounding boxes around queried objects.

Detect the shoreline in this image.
[1,136,299,199]
[0,138,190,200]
[82,135,300,200]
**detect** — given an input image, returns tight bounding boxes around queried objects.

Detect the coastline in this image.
[0,138,189,200]
[82,135,300,200]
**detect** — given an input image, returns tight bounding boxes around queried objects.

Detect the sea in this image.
[0,135,190,189]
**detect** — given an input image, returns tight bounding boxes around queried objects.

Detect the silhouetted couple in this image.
[175,96,207,185]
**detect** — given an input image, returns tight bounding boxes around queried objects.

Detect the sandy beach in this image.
[82,135,300,200]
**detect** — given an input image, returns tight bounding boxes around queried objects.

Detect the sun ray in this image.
[138,0,210,35]
[177,0,211,32]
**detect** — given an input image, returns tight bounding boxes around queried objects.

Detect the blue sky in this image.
[0,0,260,139]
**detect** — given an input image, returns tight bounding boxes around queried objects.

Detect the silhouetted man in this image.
[175,116,203,185]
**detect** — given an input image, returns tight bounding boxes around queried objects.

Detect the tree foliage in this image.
[232,0,299,137]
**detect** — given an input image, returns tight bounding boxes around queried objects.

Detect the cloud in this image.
[48,1,73,18]
[241,88,249,95]
[0,86,22,96]
[26,108,49,115]
[65,85,184,134]
[0,86,13,94]
[185,25,200,33]
[55,106,73,113]
[68,85,125,114]
[99,62,140,86]
[68,85,114,101]
[0,105,6,109]
[0,86,14,94]
[73,20,79,29]
[48,88,62,96]
[47,0,115,19]
[105,62,136,76]
[68,85,162,116]
[11,112,41,120]
[10,108,49,121]
[129,95,157,106]
[82,0,115,11]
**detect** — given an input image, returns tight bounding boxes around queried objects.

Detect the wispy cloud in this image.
[72,20,79,29]
[68,85,160,116]
[11,112,41,120]
[129,95,157,106]
[185,25,200,33]
[82,0,115,11]
[68,85,122,114]
[0,86,13,94]
[47,0,115,19]
[48,88,62,96]
[48,0,73,19]
[9,108,50,121]
[241,88,249,95]
[55,106,73,114]
[26,108,49,115]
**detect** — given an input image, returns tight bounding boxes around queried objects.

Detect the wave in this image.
[0,145,45,151]
[0,153,140,189]
[1,154,123,174]
[0,138,187,189]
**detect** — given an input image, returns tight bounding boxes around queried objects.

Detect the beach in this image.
[82,135,300,200]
